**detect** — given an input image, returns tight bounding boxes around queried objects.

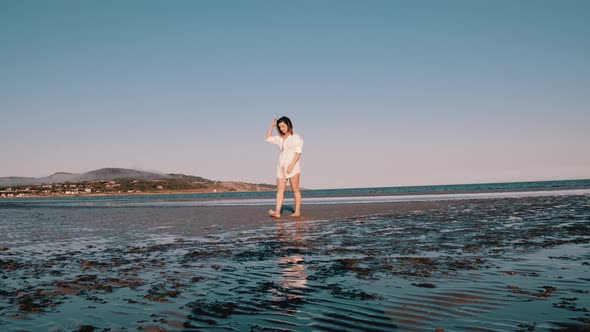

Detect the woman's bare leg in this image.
[289,173,301,217]
[269,177,287,218]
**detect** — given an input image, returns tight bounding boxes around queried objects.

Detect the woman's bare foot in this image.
[290,212,301,217]
[268,209,280,218]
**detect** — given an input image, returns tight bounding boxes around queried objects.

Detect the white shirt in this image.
[266,132,304,179]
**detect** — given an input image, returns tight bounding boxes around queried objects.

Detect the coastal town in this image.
[0,178,275,198]
[0,180,152,198]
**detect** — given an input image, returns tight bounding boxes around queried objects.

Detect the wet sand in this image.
[1,194,589,331]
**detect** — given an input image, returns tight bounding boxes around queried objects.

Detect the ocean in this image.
[1,179,589,331]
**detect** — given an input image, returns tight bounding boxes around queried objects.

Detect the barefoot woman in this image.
[265,116,303,218]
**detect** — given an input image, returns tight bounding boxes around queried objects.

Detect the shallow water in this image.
[1,193,589,331]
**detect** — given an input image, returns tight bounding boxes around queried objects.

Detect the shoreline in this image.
[0,188,277,199]
[2,182,590,200]
[1,195,583,241]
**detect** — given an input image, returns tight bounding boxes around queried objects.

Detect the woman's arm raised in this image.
[265,117,278,140]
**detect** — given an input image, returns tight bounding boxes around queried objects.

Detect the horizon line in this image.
[1,167,588,191]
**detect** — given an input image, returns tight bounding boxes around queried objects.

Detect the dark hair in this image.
[276,116,293,136]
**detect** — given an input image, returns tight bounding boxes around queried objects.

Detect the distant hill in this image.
[0,177,39,188]
[0,168,167,188]
[0,168,276,194]
[0,168,276,195]
[45,172,77,183]
[71,168,167,182]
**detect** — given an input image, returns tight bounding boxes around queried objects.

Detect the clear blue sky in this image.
[1,0,589,189]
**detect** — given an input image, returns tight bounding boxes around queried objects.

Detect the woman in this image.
[265,116,303,218]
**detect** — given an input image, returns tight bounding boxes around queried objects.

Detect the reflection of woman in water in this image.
[275,221,307,291]
[265,116,303,218]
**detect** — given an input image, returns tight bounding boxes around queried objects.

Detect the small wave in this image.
[116,188,590,207]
